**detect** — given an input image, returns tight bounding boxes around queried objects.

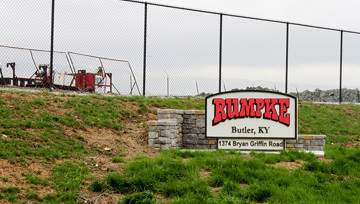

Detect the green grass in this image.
[89,149,360,203]
[48,161,90,202]
[122,191,157,204]
[0,187,21,202]
[112,156,125,163]
[0,128,90,161]
[25,191,42,202]
[2,161,90,203]
[0,92,205,163]
[0,95,92,162]
[1,91,360,203]
[298,103,360,146]
[24,173,49,185]
[1,177,9,182]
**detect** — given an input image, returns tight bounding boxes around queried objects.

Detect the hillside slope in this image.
[0,90,359,203]
[0,90,205,202]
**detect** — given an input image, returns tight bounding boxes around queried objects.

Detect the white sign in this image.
[206,90,297,139]
[218,139,285,150]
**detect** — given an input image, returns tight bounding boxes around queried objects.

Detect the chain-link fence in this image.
[1,0,360,102]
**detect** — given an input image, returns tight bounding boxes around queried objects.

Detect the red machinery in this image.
[76,70,96,90]
[34,66,111,93]
[0,45,142,95]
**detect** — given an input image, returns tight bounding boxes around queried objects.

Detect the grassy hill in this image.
[0,90,359,203]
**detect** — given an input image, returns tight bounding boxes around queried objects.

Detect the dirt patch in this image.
[0,160,52,186]
[79,191,122,204]
[83,156,124,174]
[147,113,158,120]
[200,169,212,180]
[271,160,304,170]
[115,123,159,159]
[0,159,56,202]
[343,136,360,148]
[182,158,189,163]
[0,160,28,189]
[241,154,255,160]
[317,157,333,163]
[239,183,249,188]
[155,194,173,203]
[210,186,221,195]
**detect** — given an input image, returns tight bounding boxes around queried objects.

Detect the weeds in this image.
[1,187,20,194]
[24,173,49,185]
[75,134,85,141]
[25,191,42,201]
[112,156,125,163]
[1,91,360,203]
[89,149,360,203]
[0,187,21,202]
[48,161,90,202]
[122,191,157,204]
[1,177,9,182]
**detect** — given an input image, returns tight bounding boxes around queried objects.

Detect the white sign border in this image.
[205,90,298,140]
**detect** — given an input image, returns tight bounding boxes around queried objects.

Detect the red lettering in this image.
[226,98,239,119]
[239,98,256,117]
[255,99,265,117]
[211,97,291,126]
[279,99,290,126]
[263,99,279,121]
[213,98,227,125]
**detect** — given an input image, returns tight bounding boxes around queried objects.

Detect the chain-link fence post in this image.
[285,23,289,94]
[339,31,343,104]
[143,2,148,96]
[219,13,223,93]
[49,0,55,92]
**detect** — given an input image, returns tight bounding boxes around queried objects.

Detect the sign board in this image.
[205,90,297,142]
[218,139,285,150]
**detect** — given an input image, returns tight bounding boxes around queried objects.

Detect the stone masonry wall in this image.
[286,135,326,151]
[182,110,217,149]
[148,109,326,152]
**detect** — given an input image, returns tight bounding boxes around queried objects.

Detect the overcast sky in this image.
[144,0,360,32]
[1,0,360,96]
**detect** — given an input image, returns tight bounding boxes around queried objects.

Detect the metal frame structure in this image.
[67,52,141,95]
[0,45,140,95]
[120,0,360,102]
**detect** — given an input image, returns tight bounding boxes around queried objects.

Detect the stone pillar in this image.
[148,119,181,150]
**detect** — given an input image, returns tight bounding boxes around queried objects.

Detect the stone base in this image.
[148,109,326,153]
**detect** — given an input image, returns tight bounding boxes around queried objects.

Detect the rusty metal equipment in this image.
[3,62,38,87]
[0,63,4,85]
[6,62,16,85]
[0,45,141,95]
[68,52,141,95]
[34,64,49,87]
